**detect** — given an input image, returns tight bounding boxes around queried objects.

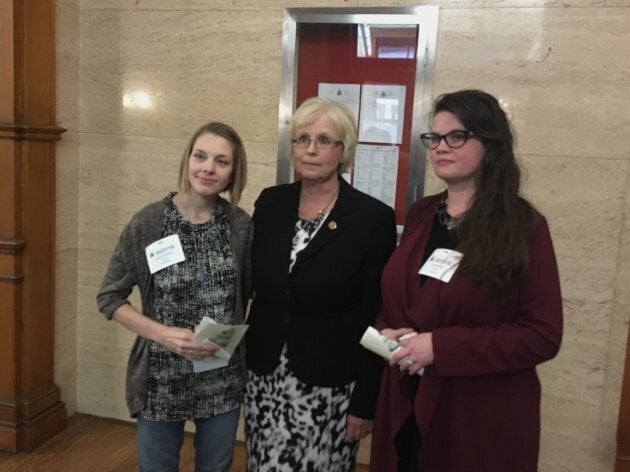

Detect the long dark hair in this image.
[433,90,535,298]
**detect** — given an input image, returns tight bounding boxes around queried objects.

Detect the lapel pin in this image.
[328,221,337,230]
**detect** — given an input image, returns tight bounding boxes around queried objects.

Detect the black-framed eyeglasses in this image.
[420,130,475,149]
[291,134,343,150]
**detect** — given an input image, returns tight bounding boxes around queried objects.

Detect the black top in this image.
[246,177,397,418]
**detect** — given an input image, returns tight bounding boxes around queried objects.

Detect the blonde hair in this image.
[289,97,357,174]
[177,122,247,205]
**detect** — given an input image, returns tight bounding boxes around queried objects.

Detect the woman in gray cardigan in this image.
[96,122,252,472]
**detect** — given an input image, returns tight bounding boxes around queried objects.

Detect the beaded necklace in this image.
[436,193,461,231]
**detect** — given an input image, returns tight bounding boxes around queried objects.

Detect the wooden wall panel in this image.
[617,323,630,471]
[0,0,67,452]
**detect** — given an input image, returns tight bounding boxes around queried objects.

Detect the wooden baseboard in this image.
[0,401,66,453]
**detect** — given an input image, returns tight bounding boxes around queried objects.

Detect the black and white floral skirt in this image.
[244,346,358,472]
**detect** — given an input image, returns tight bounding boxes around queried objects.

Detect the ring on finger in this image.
[407,358,414,366]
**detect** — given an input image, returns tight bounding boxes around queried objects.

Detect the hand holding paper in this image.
[360,326,423,375]
[191,316,248,373]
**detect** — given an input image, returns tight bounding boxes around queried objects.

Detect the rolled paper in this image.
[360,326,424,375]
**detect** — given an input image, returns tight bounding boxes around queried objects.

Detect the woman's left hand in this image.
[346,415,372,442]
[390,332,434,375]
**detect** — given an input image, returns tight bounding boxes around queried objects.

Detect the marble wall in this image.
[55,0,630,470]
[55,0,79,428]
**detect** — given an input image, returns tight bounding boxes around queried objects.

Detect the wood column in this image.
[0,0,67,452]
[616,322,630,471]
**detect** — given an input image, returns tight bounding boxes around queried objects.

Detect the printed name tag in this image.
[418,248,463,283]
[145,234,185,274]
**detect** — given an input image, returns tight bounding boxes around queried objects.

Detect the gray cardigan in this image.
[96,196,253,416]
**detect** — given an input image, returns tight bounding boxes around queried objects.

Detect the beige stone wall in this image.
[55,1,630,470]
[55,0,80,428]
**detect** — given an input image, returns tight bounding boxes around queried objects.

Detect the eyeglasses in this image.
[291,134,343,150]
[420,130,475,149]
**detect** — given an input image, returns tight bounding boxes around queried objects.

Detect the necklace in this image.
[437,193,460,231]
[300,186,339,221]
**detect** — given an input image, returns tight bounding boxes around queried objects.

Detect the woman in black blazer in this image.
[244,97,397,472]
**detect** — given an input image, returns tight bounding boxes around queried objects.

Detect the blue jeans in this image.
[137,408,240,472]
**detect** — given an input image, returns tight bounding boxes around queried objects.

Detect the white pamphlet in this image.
[191,316,248,373]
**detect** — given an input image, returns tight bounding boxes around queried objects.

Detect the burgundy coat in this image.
[370,194,563,472]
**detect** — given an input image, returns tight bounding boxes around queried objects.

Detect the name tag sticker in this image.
[418,248,463,283]
[145,234,185,274]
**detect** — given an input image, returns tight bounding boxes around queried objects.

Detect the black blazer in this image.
[246,177,397,418]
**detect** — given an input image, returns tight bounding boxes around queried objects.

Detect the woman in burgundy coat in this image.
[370,90,563,472]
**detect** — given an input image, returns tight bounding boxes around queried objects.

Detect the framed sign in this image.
[276,6,439,225]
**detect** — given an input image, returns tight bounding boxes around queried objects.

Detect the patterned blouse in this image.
[289,212,328,272]
[141,193,244,421]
